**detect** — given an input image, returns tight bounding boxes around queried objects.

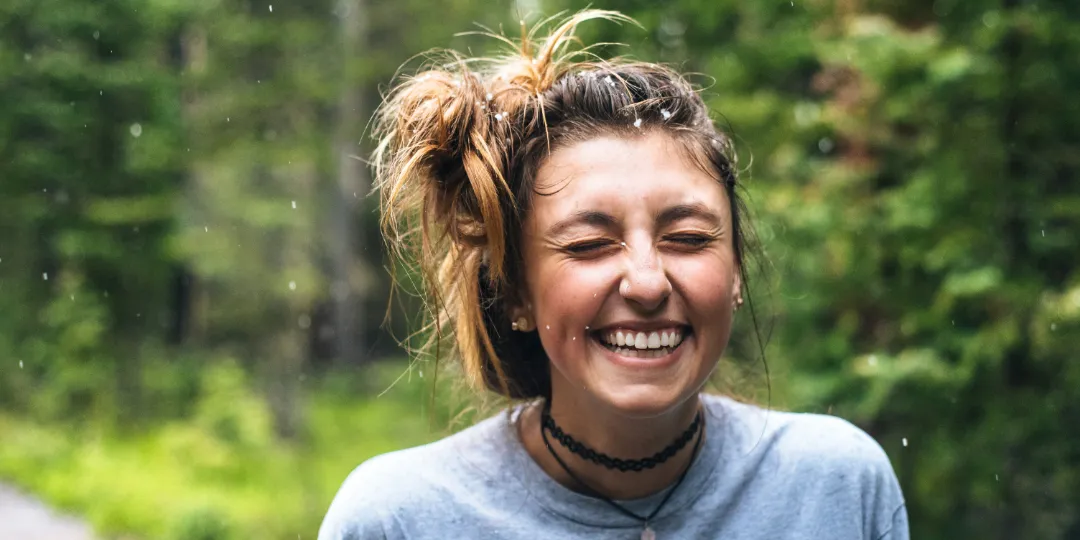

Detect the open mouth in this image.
[592,327,691,359]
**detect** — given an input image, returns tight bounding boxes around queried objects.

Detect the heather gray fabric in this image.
[319,394,909,540]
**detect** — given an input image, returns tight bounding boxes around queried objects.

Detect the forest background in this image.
[0,0,1077,538]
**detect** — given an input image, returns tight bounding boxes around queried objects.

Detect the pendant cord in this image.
[539,404,705,527]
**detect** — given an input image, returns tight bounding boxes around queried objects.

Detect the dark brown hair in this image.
[374,10,755,400]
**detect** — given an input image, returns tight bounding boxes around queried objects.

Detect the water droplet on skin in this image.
[585,326,590,330]
[633,118,642,128]
[546,325,550,330]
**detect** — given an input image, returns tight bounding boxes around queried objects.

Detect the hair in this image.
[373,10,761,401]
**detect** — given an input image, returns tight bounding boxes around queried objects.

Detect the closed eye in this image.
[663,233,714,248]
[563,239,616,255]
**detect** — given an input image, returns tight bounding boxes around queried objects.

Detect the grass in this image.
[0,360,463,540]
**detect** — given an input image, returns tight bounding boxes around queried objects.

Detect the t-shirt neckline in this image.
[496,395,729,530]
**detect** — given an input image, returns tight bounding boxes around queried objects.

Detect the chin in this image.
[595,383,700,419]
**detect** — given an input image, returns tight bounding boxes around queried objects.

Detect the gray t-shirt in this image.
[319,394,908,539]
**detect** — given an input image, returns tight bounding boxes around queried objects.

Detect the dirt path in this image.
[0,483,97,540]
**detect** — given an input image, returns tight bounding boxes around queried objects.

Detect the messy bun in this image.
[374,10,747,400]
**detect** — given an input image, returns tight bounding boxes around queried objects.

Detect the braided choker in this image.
[540,402,703,472]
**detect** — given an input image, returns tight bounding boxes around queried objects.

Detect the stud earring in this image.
[512,316,530,332]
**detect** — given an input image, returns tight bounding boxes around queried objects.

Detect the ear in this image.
[731,270,743,306]
[506,291,535,332]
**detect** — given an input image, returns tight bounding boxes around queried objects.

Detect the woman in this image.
[320,10,908,540]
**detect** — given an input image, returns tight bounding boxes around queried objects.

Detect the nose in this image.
[620,240,672,311]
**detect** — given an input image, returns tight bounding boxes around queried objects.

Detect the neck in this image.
[519,390,703,500]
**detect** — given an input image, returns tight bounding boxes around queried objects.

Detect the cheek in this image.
[668,253,737,311]
[529,260,618,357]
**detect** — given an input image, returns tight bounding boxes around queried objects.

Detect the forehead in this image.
[529,132,728,228]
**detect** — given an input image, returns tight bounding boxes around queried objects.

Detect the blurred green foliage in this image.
[0,0,1077,538]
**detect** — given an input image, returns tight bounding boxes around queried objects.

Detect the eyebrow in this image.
[545,203,722,238]
[545,210,618,238]
[656,203,723,228]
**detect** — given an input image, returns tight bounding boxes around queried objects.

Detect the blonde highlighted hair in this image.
[373,10,750,400]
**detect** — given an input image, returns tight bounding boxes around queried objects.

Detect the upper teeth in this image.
[601,329,683,350]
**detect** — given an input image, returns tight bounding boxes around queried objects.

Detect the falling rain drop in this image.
[1051,323,1057,331]
[902,438,908,447]
[204,226,209,232]
[93,30,100,40]
[288,281,297,291]
[19,361,23,369]
[129,123,142,138]
[291,200,297,209]
[43,272,48,281]
[1042,230,1045,237]
[269,4,273,11]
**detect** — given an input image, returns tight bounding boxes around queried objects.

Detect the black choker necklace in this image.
[538,400,705,540]
[540,403,702,472]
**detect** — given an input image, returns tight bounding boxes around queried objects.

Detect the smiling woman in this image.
[319,10,908,540]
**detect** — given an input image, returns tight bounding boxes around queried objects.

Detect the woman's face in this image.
[520,132,741,417]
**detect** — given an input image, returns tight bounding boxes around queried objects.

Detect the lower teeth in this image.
[601,343,677,359]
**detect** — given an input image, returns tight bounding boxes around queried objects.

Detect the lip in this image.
[589,331,690,370]
[592,319,690,333]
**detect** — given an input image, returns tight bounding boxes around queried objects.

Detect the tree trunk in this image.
[331,0,371,366]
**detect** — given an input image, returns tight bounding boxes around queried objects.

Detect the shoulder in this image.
[707,396,909,538]
[317,412,512,540]
[711,395,896,477]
